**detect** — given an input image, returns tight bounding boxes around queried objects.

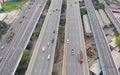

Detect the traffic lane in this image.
[66,3,76,75]
[31,22,55,75]
[29,1,56,74]
[66,15,79,75]
[40,11,60,75]
[31,6,60,75]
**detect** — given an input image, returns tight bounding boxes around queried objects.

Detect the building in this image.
[95,10,105,28]
[98,9,111,27]
[83,14,91,36]
[90,60,101,75]
[109,37,120,52]
[0,13,7,21]
[111,50,120,72]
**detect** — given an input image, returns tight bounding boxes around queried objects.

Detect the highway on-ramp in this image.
[84,0,119,75]
[25,0,62,75]
[62,0,89,75]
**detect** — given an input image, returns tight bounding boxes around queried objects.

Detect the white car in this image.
[67,39,69,44]
[42,46,46,52]
[47,54,51,60]
[47,42,50,47]
[1,45,5,50]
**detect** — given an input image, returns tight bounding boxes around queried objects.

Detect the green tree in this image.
[35,29,41,37]
[61,3,66,13]
[0,21,7,34]
[15,49,30,75]
[80,7,87,15]
[95,3,105,10]
[26,40,32,49]
[116,36,120,48]
[47,0,51,6]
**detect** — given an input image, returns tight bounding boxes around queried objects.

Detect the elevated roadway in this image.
[62,0,89,75]
[0,0,47,75]
[84,0,119,75]
[25,0,62,75]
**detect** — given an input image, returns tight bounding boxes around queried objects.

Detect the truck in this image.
[79,51,83,64]
[86,45,91,50]
[6,32,15,43]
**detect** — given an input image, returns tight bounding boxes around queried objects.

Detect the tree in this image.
[0,21,7,34]
[80,7,87,15]
[95,3,105,10]
[47,0,51,6]
[116,36,120,48]
[35,29,41,37]
[26,40,32,49]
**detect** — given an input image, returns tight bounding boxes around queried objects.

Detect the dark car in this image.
[71,49,74,56]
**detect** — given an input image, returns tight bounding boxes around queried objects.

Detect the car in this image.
[47,42,50,47]
[0,56,3,62]
[79,51,83,64]
[53,30,55,33]
[47,54,51,60]
[51,39,54,43]
[10,28,13,31]
[67,39,69,44]
[22,16,25,18]
[42,46,46,52]
[1,45,5,50]
[20,21,22,24]
[71,49,74,56]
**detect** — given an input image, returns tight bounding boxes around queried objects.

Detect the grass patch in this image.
[15,49,30,75]
[52,72,57,75]
[58,26,65,42]
[2,0,28,12]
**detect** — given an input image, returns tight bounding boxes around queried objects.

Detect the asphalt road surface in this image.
[0,0,47,75]
[25,0,62,75]
[62,0,89,75]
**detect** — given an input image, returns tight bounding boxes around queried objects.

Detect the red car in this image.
[79,51,83,64]
[79,58,83,64]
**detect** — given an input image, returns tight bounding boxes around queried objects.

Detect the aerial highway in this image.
[62,0,89,75]
[25,0,62,75]
[0,0,48,75]
[84,0,119,75]
[100,0,120,34]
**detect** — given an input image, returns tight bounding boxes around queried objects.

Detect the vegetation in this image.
[15,49,30,75]
[61,3,66,14]
[47,0,51,6]
[105,0,110,5]
[26,40,33,49]
[58,26,65,42]
[52,72,57,75]
[114,30,119,37]
[35,28,41,37]
[116,36,120,48]
[0,21,7,34]
[2,0,28,12]
[80,3,105,15]
[80,7,87,15]
[94,3,105,10]
[60,19,65,26]
[0,21,7,40]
